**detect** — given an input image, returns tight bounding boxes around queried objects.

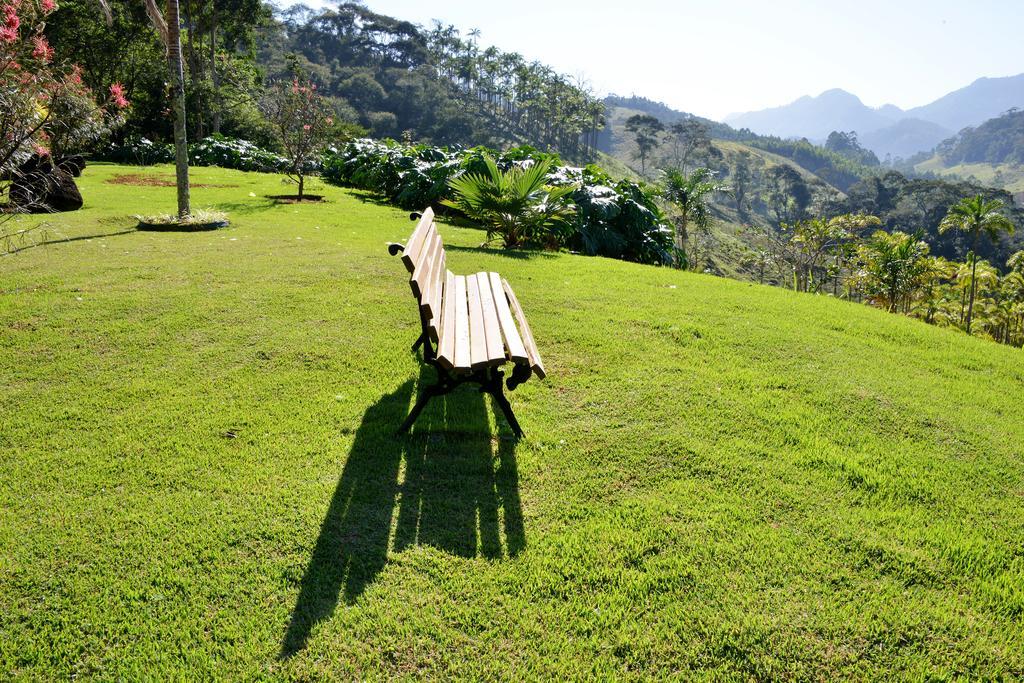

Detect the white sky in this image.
[292,0,1024,121]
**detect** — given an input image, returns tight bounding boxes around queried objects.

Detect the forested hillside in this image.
[600,97,874,192]
[935,109,1024,166]
[910,109,1024,195]
[594,102,1024,315]
[47,1,604,162]
[265,4,605,157]
[838,172,1024,264]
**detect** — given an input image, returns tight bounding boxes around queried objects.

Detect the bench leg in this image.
[411,332,426,353]
[399,367,524,438]
[489,388,524,439]
[481,369,523,439]
[398,383,446,434]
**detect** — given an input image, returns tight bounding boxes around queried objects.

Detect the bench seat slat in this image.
[400,208,434,272]
[467,272,489,369]
[488,271,529,364]
[502,278,546,379]
[437,269,457,369]
[475,272,507,366]
[452,275,471,371]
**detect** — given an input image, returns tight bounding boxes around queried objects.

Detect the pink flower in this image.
[40,0,56,13]
[31,35,53,61]
[1,4,18,41]
[303,124,311,131]
[33,144,49,157]
[109,82,129,108]
[3,4,18,29]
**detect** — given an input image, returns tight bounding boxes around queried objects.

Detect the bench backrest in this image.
[400,207,446,340]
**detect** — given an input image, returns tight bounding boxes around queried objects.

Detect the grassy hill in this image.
[916,154,1024,195]
[2,164,1023,678]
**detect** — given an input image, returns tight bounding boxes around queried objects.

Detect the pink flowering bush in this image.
[2,0,126,213]
[108,82,128,109]
[260,76,336,201]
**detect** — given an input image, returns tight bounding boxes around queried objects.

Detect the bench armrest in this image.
[502,278,546,380]
[506,362,533,391]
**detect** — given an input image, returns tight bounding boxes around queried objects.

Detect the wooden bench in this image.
[387,207,545,437]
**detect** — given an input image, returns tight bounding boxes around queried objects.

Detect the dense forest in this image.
[272,4,606,158]
[835,173,1024,264]
[45,1,604,161]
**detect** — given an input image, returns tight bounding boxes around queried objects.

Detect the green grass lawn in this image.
[2,163,1023,679]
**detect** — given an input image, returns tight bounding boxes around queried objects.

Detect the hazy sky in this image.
[293,0,1024,121]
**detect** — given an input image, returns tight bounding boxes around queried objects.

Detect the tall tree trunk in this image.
[210,9,220,135]
[183,0,202,138]
[674,216,687,270]
[966,232,980,334]
[297,173,304,202]
[167,0,191,218]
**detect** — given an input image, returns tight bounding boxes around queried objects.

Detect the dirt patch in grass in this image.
[106,174,238,189]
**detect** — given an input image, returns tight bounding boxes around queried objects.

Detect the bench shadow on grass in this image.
[280,368,525,658]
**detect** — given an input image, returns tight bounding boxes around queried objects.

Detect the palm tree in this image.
[939,195,1015,333]
[1008,250,1024,273]
[444,155,576,249]
[660,168,729,270]
[953,259,999,327]
[145,0,190,218]
[999,270,1024,345]
[854,230,933,313]
[916,256,955,323]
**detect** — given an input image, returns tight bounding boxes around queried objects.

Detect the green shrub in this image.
[562,166,673,264]
[321,139,461,210]
[99,136,175,165]
[444,154,576,249]
[189,135,293,173]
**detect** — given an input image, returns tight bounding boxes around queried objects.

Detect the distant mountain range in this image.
[724,74,1024,159]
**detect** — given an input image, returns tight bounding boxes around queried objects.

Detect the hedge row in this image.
[97,135,310,173]
[322,139,673,265]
